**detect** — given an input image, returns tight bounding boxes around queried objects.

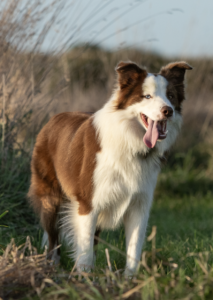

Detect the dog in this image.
[28,60,192,275]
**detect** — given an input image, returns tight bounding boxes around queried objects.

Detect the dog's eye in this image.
[144,94,151,99]
[168,94,173,100]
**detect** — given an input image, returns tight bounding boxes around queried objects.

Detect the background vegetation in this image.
[1,0,213,299]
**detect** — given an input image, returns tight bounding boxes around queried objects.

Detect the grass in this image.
[1,142,213,299]
[0,147,40,250]
[0,0,213,298]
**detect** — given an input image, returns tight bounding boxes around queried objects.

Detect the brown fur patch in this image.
[114,62,147,109]
[28,112,100,251]
[160,61,192,112]
[166,83,179,110]
[56,115,101,215]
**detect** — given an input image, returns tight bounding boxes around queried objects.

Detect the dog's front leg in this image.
[75,211,98,272]
[123,198,152,275]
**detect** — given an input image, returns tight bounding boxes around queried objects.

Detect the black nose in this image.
[161,106,173,118]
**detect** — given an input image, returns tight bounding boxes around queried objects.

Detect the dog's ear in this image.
[116,61,147,89]
[160,61,192,85]
[160,62,192,112]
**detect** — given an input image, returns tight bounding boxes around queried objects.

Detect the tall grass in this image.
[0,0,213,299]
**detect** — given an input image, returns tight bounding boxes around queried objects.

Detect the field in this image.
[1,132,213,299]
[1,1,213,299]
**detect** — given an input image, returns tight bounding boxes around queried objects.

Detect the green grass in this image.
[0,148,40,251]
[1,145,213,299]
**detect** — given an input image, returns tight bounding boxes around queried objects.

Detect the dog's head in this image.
[114,61,192,150]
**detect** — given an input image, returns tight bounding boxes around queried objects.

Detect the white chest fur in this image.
[92,150,160,229]
[91,94,182,230]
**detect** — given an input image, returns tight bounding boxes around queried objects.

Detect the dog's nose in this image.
[161,106,173,118]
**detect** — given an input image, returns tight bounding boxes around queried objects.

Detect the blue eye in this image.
[145,95,151,99]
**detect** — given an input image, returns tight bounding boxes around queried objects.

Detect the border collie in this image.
[28,61,192,275]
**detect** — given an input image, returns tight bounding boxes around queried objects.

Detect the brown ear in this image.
[160,62,192,112]
[160,61,192,84]
[116,61,147,89]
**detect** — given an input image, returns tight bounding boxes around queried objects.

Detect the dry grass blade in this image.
[0,236,55,299]
[147,226,157,267]
[120,276,154,299]
[105,248,112,272]
[141,251,151,274]
[195,258,208,276]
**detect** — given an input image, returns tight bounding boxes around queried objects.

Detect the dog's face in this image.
[114,61,192,149]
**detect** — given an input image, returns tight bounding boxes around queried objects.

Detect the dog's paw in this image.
[124,267,136,279]
[76,264,93,273]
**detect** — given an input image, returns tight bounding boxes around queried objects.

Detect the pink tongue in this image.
[143,118,159,148]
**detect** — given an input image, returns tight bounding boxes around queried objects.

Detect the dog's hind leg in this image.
[40,195,61,264]
[28,187,61,264]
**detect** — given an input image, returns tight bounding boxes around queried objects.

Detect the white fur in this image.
[141,74,174,121]
[60,199,79,260]
[42,230,48,249]
[124,196,152,274]
[61,74,182,273]
[60,200,97,270]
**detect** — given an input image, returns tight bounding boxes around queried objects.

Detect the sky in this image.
[42,0,213,58]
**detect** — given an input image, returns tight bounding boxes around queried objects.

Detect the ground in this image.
[1,143,213,299]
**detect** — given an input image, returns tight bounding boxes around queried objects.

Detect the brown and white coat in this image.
[28,61,192,274]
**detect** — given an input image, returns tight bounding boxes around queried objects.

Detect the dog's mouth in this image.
[140,113,168,149]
